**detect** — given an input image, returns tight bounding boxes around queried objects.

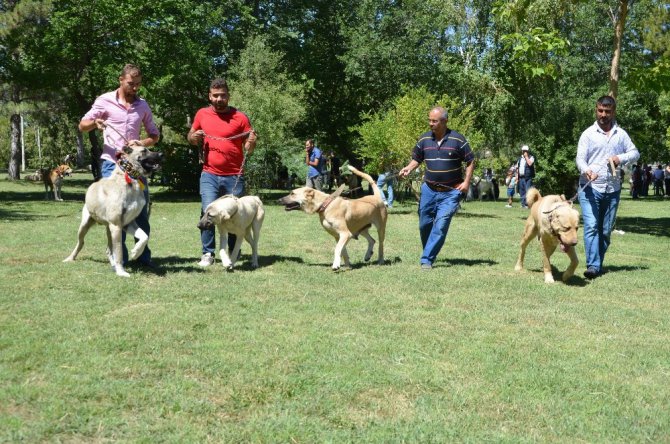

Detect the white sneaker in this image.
[198,253,214,267]
[505,204,512,208]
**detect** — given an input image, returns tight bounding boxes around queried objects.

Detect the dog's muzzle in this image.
[277,196,301,211]
[141,151,164,173]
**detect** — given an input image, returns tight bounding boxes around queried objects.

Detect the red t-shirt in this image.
[191,106,252,176]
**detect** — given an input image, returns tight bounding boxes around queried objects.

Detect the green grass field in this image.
[1,172,669,442]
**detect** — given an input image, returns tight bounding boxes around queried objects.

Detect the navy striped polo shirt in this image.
[412,129,474,187]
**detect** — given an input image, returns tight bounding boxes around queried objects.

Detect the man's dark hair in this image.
[597,95,616,108]
[210,78,229,91]
[120,64,141,78]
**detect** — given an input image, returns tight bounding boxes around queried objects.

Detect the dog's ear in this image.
[560,194,567,201]
[305,189,314,199]
[122,146,133,156]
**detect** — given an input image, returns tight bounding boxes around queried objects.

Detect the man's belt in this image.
[426,182,458,192]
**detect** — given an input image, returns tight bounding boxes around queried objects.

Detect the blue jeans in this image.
[200,172,245,255]
[518,177,533,207]
[377,173,395,207]
[578,187,620,273]
[418,184,462,265]
[101,160,151,265]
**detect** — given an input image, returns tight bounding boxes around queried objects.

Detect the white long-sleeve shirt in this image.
[576,121,639,193]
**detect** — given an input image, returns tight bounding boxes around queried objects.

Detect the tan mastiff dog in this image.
[515,188,580,283]
[279,165,387,270]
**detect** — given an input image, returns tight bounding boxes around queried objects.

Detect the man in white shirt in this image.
[576,95,639,279]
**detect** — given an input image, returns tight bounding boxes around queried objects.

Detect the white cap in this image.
[521,145,529,151]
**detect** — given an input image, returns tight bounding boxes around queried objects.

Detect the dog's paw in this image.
[364,252,373,262]
[514,264,523,272]
[544,274,555,284]
[226,264,234,272]
[62,257,74,263]
[561,272,574,282]
[115,269,131,278]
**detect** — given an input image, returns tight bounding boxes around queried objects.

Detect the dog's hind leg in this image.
[375,220,386,265]
[244,228,259,269]
[514,217,536,272]
[63,207,96,262]
[125,221,148,261]
[359,229,376,262]
[247,208,264,269]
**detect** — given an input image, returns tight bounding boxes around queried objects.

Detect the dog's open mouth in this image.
[283,202,301,211]
[560,242,568,253]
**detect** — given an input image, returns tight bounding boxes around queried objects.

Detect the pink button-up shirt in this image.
[83,90,160,163]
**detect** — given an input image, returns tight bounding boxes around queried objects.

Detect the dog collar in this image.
[317,184,346,213]
[117,157,144,188]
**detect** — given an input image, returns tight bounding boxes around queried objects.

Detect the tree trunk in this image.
[76,129,86,168]
[609,0,630,99]
[8,114,22,180]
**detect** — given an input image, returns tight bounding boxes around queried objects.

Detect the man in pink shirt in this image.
[187,78,257,267]
[79,64,160,269]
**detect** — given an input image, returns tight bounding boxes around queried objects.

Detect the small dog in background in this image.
[197,195,265,270]
[42,164,73,201]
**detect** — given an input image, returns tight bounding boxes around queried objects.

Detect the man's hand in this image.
[188,130,205,145]
[399,166,412,178]
[94,118,107,130]
[608,155,621,167]
[455,180,470,193]
[248,129,257,144]
[585,170,598,181]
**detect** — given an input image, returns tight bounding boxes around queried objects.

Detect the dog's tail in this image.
[526,187,541,209]
[347,165,382,201]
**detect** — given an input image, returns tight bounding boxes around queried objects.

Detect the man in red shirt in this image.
[187,78,257,267]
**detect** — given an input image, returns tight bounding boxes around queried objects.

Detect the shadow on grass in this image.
[614,216,670,237]
[307,256,403,270]
[440,257,497,267]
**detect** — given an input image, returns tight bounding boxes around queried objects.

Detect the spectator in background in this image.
[305,139,323,190]
[653,164,664,196]
[505,166,517,208]
[631,164,642,199]
[516,145,535,208]
[665,163,670,198]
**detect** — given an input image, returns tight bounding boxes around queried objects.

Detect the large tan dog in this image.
[278,165,387,270]
[197,195,265,270]
[63,146,163,277]
[515,188,580,283]
[42,164,73,201]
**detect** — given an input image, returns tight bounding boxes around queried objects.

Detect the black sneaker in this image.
[583,267,599,279]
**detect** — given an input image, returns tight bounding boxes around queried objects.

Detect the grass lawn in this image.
[1,171,669,442]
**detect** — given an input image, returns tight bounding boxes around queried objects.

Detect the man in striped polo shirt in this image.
[399,106,475,270]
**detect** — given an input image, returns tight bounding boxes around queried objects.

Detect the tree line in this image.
[1,0,668,195]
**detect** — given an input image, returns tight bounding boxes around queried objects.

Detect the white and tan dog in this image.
[515,188,580,283]
[278,165,387,270]
[197,195,265,270]
[42,164,73,201]
[63,145,163,277]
